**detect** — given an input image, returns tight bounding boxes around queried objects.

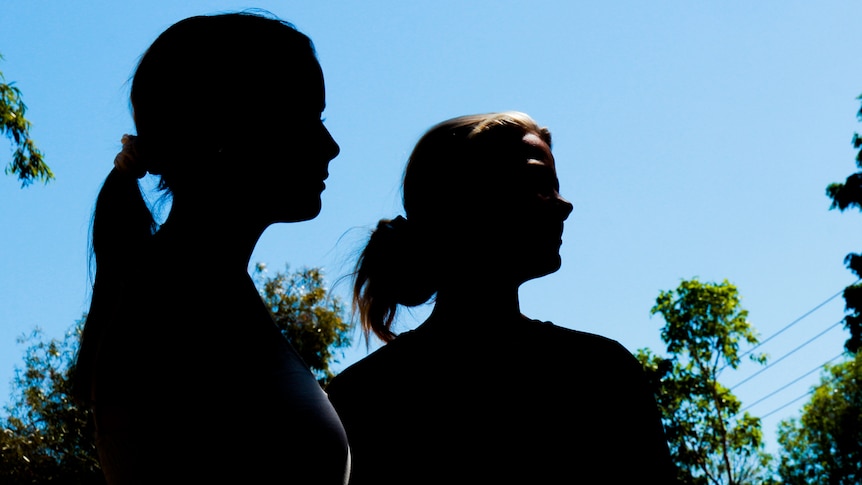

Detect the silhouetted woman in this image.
[72,12,349,484]
[325,112,674,484]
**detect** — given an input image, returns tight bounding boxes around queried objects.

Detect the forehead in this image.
[258,57,325,114]
[299,60,326,112]
[520,132,556,171]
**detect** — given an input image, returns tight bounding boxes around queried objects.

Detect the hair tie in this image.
[379,215,429,249]
[113,134,146,179]
[374,215,412,244]
[386,215,409,231]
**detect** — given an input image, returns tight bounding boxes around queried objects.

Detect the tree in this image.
[826,93,862,353]
[0,53,52,187]
[776,352,862,485]
[254,263,351,386]
[1,264,351,482]
[636,278,774,485]
[0,321,104,485]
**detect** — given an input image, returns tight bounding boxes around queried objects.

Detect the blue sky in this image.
[2,1,861,458]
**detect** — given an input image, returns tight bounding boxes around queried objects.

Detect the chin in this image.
[276,200,322,223]
[535,257,563,278]
[517,258,562,284]
[289,209,322,223]
[275,208,320,222]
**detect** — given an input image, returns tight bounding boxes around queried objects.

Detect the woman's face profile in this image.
[248,59,340,224]
[516,131,572,280]
[478,130,573,284]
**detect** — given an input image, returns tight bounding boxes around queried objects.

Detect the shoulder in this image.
[327,329,424,392]
[525,320,635,356]
[519,320,650,383]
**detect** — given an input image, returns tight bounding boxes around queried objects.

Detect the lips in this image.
[315,170,329,191]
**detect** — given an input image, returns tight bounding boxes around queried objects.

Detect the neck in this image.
[430,279,524,324]
[155,200,267,275]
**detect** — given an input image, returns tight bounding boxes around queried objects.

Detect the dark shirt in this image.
[326,317,674,484]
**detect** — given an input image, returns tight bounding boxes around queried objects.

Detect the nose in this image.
[557,194,573,221]
[324,127,340,161]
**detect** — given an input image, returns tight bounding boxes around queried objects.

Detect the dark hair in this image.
[353,112,551,343]
[72,12,319,404]
[131,12,318,191]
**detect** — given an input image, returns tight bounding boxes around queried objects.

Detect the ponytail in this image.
[72,165,156,405]
[353,216,435,344]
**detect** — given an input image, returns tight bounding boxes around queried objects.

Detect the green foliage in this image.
[637,278,774,485]
[826,93,862,353]
[254,263,351,386]
[0,320,104,485]
[776,353,862,485]
[0,54,52,187]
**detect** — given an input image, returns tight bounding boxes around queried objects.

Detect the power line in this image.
[760,391,814,420]
[729,320,843,391]
[737,353,844,415]
[733,283,854,365]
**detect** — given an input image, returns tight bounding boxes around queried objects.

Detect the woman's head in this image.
[404,112,551,223]
[75,11,338,403]
[404,111,571,281]
[130,12,338,221]
[354,112,573,342]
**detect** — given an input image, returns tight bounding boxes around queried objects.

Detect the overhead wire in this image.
[760,390,816,420]
[722,282,854,373]
[737,353,844,415]
[714,282,856,418]
[729,320,843,391]
[663,282,856,420]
